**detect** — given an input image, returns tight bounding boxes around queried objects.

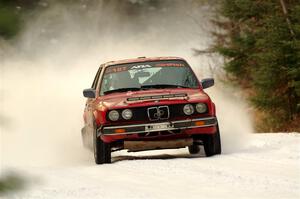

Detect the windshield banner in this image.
[105,60,186,74]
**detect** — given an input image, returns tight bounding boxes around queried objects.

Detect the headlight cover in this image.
[183,104,194,115]
[122,109,133,120]
[196,103,207,113]
[108,110,119,121]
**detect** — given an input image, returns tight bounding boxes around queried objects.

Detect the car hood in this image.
[96,88,210,110]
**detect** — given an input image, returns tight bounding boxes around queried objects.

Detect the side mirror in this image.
[201,78,214,89]
[83,88,96,98]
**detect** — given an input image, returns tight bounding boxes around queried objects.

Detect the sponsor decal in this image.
[106,66,128,74]
[155,63,185,67]
[127,93,187,101]
[130,64,152,69]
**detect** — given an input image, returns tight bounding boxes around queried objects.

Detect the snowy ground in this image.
[2,133,300,199]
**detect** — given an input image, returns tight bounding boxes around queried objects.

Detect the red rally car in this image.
[82,57,221,164]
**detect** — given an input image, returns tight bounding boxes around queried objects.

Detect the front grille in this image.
[147,106,170,121]
[107,103,207,122]
[131,104,199,121]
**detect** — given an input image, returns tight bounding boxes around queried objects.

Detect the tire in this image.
[203,125,221,157]
[93,128,111,164]
[188,144,201,154]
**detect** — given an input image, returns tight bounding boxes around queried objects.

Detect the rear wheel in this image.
[188,144,201,154]
[81,127,88,147]
[203,125,221,157]
[93,128,111,164]
[81,126,93,150]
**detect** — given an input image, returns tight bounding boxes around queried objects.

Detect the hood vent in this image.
[127,93,187,102]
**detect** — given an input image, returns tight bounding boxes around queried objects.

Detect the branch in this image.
[192,48,216,56]
[279,0,295,38]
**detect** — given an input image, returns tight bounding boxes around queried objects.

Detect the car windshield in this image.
[100,60,199,95]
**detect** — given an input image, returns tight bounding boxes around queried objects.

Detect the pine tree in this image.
[212,0,300,131]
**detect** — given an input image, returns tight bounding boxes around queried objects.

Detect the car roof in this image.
[100,56,186,68]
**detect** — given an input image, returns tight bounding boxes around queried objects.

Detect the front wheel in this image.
[203,125,221,157]
[93,129,111,164]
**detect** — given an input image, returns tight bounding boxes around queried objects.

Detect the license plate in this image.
[147,123,170,131]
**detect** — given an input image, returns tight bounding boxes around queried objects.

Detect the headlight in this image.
[122,109,133,120]
[183,104,194,115]
[108,110,119,121]
[196,103,207,113]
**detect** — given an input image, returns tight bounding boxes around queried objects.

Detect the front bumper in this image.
[101,117,217,136]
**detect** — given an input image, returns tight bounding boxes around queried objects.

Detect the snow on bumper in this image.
[101,117,217,136]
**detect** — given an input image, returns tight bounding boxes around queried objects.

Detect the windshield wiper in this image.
[141,84,191,89]
[104,87,141,95]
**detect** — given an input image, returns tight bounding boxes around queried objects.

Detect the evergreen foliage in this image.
[213,0,300,131]
[0,3,20,39]
[0,173,26,195]
[0,0,39,39]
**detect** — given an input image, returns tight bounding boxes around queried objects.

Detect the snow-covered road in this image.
[3,133,299,199]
